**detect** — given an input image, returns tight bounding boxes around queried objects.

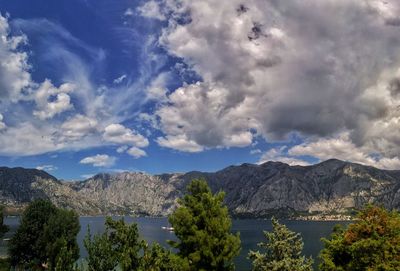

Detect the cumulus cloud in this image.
[127,147,147,158]
[36,165,58,171]
[103,124,148,147]
[80,154,116,167]
[32,79,75,120]
[136,0,400,168]
[60,114,98,141]
[137,0,165,20]
[288,133,400,170]
[259,147,310,166]
[0,14,31,103]
[0,114,6,130]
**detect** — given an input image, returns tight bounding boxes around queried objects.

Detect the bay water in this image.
[1,216,348,271]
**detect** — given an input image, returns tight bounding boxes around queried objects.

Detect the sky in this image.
[0,0,400,180]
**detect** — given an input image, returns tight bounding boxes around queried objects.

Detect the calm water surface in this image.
[1,217,348,271]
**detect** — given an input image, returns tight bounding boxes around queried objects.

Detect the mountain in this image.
[1,159,400,218]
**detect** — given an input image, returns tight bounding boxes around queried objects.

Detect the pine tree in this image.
[0,206,8,239]
[248,217,313,271]
[54,239,77,271]
[319,205,400,271]
[84,217,142,271]
[168,179,241,271]
[8,200,80,270]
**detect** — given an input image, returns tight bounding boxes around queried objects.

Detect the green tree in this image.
[8,199,80,270]
[140,242,189,271]
[168,179,241,271]
[44,209,80,269]
[55,239,77,271]
[84,226,118,271]
[0,206,9,239]
[84,217,142,271]
[319,205,400,271]
[9,199,58,269]
[248,217,313,271]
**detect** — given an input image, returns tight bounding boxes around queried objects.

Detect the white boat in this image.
[161,226,174,231]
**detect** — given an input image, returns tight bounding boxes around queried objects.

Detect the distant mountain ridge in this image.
[1,159,400,218]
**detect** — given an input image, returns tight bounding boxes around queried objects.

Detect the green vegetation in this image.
[248,217,313,271]
[2,184,400,271]
[319,205,400,271]
[168,179,241,271]
[8,199,80,270]
[0,206,8,240]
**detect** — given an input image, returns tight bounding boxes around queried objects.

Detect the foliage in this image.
[54,239,78,271]
[140,242,189,271]
[8,199,80,270]
[84,217,142,271]
[0,206,8,239]
[84,226,118,271]
[168,179,241,271]
[248,217,313,271]
[319,205,400,271]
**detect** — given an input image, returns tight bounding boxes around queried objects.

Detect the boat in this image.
[161,226,174,232]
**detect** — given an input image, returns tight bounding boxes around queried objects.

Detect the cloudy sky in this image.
[0,0,400,179]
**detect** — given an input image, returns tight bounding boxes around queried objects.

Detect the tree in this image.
[55,239,77,271]
[168,179,241,271]
[140,242,189,271]
[84,217,142,271]
[43,209,80,269]
[0,206,8,239]
[9,199,58,269]
[319,205,400,271]
[8,199,80,270]
[248,217,313,271]
[84,226,118,271]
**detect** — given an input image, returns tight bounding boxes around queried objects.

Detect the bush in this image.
[319,205,400,271]
[248,217,313,271]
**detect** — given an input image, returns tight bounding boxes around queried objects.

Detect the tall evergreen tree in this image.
[168,179,241,271]
[8,199,80,270]
[84,217,142,271]
[319,205,400,271]
[9,199,58,269]
[0,206,8,239]
[248,217,313,271]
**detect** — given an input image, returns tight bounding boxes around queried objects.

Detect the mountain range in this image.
[1,159,400,219]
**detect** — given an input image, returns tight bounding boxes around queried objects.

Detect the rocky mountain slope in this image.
[1,159,400,218]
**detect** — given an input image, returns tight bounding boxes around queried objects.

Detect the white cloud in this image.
[139,0,400,167]
[36,165,58,171]
[288,133,400,170]
[103,123,149,148]
[0,114,6,130]
[113,74,127,84]
[127,147,147,158]
[60,114,98,141]
[116,145,129,153]
[250,149,262,155]
[0,14,32,103]
[137,1,165,20]
[32,79,75,120]
[156,134,204,153]
[124,8,134,17]
[80,154,116,167]
[259,146,310,166]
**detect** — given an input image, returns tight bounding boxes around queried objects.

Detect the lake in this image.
[1,216,348,270]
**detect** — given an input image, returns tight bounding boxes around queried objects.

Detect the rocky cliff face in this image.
[1,159,400,218]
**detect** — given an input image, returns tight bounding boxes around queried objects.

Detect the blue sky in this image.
[0,0,400,179]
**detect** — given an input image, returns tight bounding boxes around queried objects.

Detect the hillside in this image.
[1,159,400,218]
